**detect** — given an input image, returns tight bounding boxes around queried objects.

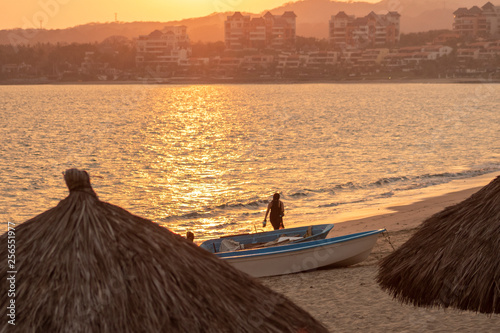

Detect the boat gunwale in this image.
[200,223,334,252]
[216,228,385,259]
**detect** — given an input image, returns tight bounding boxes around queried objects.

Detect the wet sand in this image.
[260,173,500,332]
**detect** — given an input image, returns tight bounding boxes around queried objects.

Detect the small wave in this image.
[317,202,340,208]
[317,199,365,208]
[182,212,205,219]
[333,182,356,190]
[303,188,324,193]
[290,192,308,197]
[419,172,454,179]
[416,169,496,181]
[369,167,500,190]
[242,211,265,216]
[372,176,409,186]
[160,210,215,222]
[160,198,269,222]
[402,168,500,189]
[393,184,425,192]
[216,199,268,209]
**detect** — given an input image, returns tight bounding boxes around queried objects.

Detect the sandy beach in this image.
[260,172,500,332]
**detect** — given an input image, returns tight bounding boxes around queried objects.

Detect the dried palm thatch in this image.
[377,176,500,314]
[0,169,328,332]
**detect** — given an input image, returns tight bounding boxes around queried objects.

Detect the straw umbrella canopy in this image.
[377,176,500,314]
[0,169,328,332]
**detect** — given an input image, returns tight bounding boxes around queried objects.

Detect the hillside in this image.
[0,0,493,45]
[0,14,230,45]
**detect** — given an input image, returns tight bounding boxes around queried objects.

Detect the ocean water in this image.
[1,83,499,240]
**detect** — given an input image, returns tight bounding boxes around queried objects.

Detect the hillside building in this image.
[453,2,500,38]
[225,11,296,50]
[329,11,400,49]
[136,26,191,69]
[383,45,453,70]
[433,33,461,44]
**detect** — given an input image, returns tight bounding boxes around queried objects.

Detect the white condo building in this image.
[136,26,191,68]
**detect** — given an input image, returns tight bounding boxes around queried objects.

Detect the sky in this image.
[1,0,380,30]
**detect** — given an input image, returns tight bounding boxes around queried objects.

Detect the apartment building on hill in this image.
[136,26,191,69]
[453,2,500,38]
[329,11,400,49]
[225,11,296,50]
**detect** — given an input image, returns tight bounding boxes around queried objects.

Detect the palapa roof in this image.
[377,176,500,314]
[0,169,328,332]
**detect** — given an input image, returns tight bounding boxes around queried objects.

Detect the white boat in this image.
[213,229,385,277]
[200,224,334,253]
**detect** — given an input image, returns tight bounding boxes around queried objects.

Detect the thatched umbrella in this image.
[377,176,500,314]
[0,169,328,332]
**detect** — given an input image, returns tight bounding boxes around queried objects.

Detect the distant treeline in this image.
[0,36,335,79]
[0,36,136,77]
[0,31,498,81]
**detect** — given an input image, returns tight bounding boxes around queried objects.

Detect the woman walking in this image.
[264,193,285,230]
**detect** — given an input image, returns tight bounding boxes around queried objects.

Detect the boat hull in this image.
[217,229,384,277]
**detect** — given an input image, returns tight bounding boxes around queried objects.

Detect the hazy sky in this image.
[2,0,380,30]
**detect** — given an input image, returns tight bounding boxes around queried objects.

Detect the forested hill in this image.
[0,14,229,46]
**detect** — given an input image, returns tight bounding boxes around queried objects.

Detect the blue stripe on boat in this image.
[216,229,386,259]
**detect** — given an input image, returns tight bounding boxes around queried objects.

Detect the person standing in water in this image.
[264,193,285,230]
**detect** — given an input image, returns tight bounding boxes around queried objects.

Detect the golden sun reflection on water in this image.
[138,85,248,239]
